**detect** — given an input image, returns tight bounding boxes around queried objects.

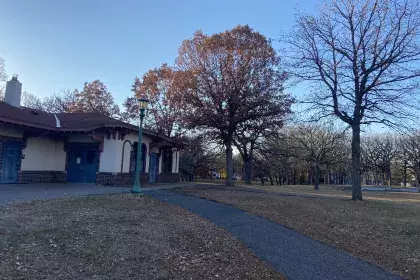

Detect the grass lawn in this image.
[0,194,284,280]
[195,180,420,204]
[244,183,420,204]
[177,185,420,280]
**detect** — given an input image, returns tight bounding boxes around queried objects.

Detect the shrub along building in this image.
[0,76,182,185]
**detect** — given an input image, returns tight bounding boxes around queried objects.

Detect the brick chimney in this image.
[4,75,22,108]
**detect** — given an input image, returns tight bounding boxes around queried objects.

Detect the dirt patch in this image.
[176,186,420,280]
[0,194,284,280]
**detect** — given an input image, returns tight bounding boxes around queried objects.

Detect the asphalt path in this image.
[147,189,402,280]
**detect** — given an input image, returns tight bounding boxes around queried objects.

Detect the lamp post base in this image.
[131,183,142,194]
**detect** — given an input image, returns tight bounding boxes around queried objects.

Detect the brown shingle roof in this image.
[0,101,183,145]
[0,101,55,129]
[56,112,138,131]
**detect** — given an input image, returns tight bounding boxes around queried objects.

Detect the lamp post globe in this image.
[131,95,149,193]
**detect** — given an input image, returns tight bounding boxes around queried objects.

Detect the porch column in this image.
[158,149,163,174]
[171,148,177,173]
[145,142,150,173]
[176,149,180,173]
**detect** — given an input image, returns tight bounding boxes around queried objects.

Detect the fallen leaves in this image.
[0,194,283,280]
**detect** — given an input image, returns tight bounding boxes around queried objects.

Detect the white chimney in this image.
[4,75,22,108]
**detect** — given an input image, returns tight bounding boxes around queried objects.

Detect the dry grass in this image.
[177,186,420,280]
[235,183,420,205]
[0,194,284,280]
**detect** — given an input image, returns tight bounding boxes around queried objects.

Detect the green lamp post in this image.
[131,95,149,193]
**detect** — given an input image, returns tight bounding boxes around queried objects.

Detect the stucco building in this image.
[0,76,182,185]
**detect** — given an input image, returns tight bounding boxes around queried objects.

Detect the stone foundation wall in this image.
[158,173,180,183]
[96,172,148,186]
[18,171,67,184]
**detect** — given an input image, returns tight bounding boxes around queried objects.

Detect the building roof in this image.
[0,101,183,145]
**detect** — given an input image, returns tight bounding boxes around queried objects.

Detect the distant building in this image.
[212,169,227,179]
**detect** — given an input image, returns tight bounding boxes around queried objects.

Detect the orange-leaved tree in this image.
[122,64,185,137]
[176,25,292,186]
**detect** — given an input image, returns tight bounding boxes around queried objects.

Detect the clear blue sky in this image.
[0,0,315,105]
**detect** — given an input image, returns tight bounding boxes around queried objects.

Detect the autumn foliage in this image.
[175,25,292,185]
[122,64,185,137]
[17,80,120,118]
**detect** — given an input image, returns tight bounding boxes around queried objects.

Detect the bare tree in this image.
[395,135,410,186]
[21,91,45,110]
[259,131,297,185]
[0,58,8,100]
[42,90,78,113]
[179,135,221,182]
[0,58,6,82]
[258,124,348,187]
[362,134,396,186]
[252,150,275,186]
[285,0,420,200]
[232,112,291,185]
[286,124,346,189]
[399,132,420,187]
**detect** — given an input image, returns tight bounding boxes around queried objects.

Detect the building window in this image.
[130,142,147,173]
[130,143,137,173]
[86,150,95,164]
[162,148,173,173]
[141,143,147,172]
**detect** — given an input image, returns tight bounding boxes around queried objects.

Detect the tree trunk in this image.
[314,163,320,190]
[402,161,407,187]
[225,142,234,186]
[414,170,420,188]
[351,123,363,200]
[244,155,252,185]
[269,174,274,186]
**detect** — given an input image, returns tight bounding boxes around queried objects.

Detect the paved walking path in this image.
[147,189,402,280]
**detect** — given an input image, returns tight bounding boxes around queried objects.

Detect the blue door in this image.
[1,141,20,184]
[67,148,84,182]
[149,153,159,183]
[67,146,98,183]
[83,148,99,183]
